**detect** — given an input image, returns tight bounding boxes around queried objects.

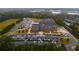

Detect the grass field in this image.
[30,18,41,22]
[0,19,18,31]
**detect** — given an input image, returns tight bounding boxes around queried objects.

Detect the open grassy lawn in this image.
[0,19,18,31]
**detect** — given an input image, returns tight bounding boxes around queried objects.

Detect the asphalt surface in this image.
[63,27,79,51]
[8,18,79,50]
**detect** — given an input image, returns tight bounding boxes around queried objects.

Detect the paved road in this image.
[62,27,79,51]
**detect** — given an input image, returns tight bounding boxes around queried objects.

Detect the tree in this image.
[75,45,79,51]
[57,44,66,51]
[0,35,13,51]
